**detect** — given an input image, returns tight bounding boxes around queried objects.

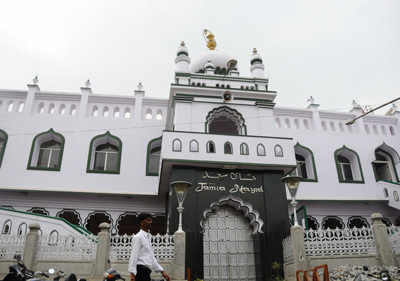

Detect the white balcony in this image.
[160,130,296,172]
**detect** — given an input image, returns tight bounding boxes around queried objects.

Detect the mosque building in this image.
[0,30,399,279]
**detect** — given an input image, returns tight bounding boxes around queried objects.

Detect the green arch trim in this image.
[146,136,162,176]
[27,128,65,171]
[204,105,247,135]
[0,129,8,168]
[334,145,365,184]
[373,146,400,183]
[294,142,318,182]
[86,131,122,174]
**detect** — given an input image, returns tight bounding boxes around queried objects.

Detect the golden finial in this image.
[203,29,216,50]
[253,48,258,54]
[180,41,185,47]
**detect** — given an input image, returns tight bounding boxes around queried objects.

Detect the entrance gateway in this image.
[203,206,256,281]
[166,167,290,280]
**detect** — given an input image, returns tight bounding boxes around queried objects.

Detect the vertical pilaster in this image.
[93,222,111,277]
[172,231,186,281]
[134,85,145,120]
[24,84,40,115]
[23,223,41,270]
[371,213,396,267]
[79,86,91,118]
[307,103,321,131]
[290,225,309,271]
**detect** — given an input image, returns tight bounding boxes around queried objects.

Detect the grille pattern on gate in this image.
[203,207,256,281]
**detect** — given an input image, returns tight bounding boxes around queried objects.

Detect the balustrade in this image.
[0,234,25,260]
[304,227,376,257]
[110,234,175,262]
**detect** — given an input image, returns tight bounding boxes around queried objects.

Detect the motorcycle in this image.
[103,268,125,281]
[2,255,34,281]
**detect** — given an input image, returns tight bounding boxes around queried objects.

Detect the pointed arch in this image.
[2,219,12,234]
[87,131,122,174]
[0,129,8,168]
[294,143,318,182]
[372,143,400,183]
[205,106,247,135]
[200,195,264,234]
[146,136,162,176]
[334,145,364,183]
[27,129,65,171]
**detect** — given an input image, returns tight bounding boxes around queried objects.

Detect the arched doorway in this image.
[203,206,256,281]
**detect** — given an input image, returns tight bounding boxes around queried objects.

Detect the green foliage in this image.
[272,261,284,281]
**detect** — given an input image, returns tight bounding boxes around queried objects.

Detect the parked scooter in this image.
[2,255,34,281]
[103,268,125,281]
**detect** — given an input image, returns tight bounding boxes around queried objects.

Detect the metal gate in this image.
[203,207,256,281]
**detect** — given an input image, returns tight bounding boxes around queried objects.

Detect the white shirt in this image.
[128,229,164,275]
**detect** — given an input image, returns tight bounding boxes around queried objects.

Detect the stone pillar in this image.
[172,231,186,281]
[134,84,144,120]
[93,223,111,276]
[23,223,41,270]
[290,225,309,271]
[371,213,396,267]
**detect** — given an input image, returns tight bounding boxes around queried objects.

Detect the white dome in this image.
[190,49,236,73]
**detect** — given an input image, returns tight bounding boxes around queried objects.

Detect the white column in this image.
[79,86,91,118]
[24,84,40,115]
[134,88,144,120]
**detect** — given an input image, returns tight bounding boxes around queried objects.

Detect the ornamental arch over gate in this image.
[205,106,247,135]
[199,195,264,234]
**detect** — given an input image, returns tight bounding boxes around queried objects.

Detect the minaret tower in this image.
[175,41,191,73]
[250,48,265,78]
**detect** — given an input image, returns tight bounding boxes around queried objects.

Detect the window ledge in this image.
[146,173,159,177]
[299,178,318,182]
[377,180,400,186]
[338,180,365,184]
[27,166,61,172]
[87,169,120,175]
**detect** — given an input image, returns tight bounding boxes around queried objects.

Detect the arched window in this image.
[205,106,246,135]
[389,126,395,136]
[17,223,27,236]
[347,216,370,229]
[38,102,45,114]
[87,131,122,174]
[48,230,59,245]
[321,216,344,230]
[275,118,281,128]
[0,129,8,168]
[7,101,14,112]
[92,106,99,117]
[85,211,112,235]
[306,216,320,230]
[383,188,389,198]
[206,141,215,153]
[59,104,66,115]
[27,207,49,216]
[240,143,249,155]
[172,139,182,152]
[156,110,163,120]
[124,108,131,119]
[70,105,77,116]
[334,146,364,183]
[28,129,65,171]
[274,145,283,157]
[257,144,266,156]
[294,119,300,129]
[18,102,24,113]
[116,212,139,235]
[103,107,110,117]
[394,191,399,201]
[364,124,370,134]
[56,209,81,226]
[145,108,152,120]
[2,220,12,234]
[372,145,400,183]
[189,140,199,152]
[293,143,317,181]
[113,107,120,118]
[224,142,233,154]
[48,103,55,114]
[146,137,161,176]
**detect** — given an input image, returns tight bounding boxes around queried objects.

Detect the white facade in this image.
[0,38,399,235]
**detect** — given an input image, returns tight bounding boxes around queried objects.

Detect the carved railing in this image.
[282,235,294,264]
[110,234,175,262]
[0,235,25,260]
[36,234,97,261]
[304,227,376,257]
[388,225,400,255]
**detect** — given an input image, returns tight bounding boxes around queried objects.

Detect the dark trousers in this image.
[136,265,151,281]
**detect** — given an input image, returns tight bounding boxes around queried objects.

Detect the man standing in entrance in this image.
[128,213,171,281]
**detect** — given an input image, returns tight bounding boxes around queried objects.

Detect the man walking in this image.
[128,213,171,281]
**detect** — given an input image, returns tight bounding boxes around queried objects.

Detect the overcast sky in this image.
[0,0,398,112]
